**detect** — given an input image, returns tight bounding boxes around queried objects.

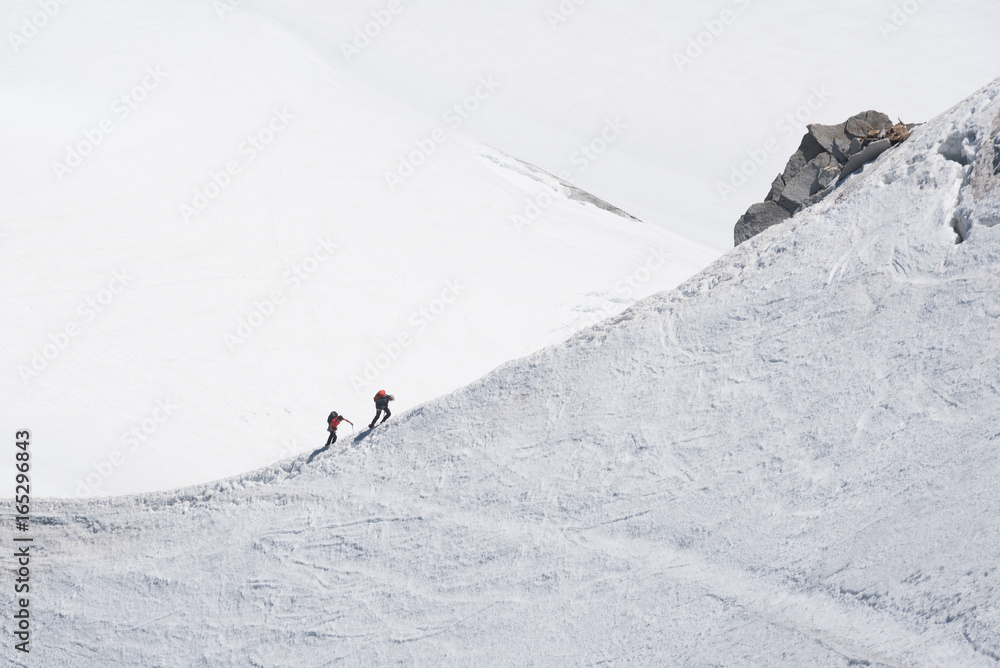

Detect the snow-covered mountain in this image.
[0,0,715,497]
[4,0,999,498]
[22,79,1000,666]
[244,0,1000,251]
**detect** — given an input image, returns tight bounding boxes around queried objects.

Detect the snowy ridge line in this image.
[23,251,730,514]
[31,446,333,515]
[2,0,722,497]
[469,141,644,222]
[557,168,849,348]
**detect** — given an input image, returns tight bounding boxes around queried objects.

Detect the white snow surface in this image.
[0,0,715,497]
[17,80,1000,665]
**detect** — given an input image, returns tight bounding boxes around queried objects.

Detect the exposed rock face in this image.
[733,201,791,244]
[734,111,917,245]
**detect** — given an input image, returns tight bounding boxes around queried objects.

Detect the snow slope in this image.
[0,0,715,497]
[19,80,1000,665]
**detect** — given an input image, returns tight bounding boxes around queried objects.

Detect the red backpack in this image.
[374,390,386,402]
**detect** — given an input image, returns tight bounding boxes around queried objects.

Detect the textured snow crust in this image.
[20,80,1000,666]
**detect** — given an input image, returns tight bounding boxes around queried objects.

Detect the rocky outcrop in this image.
[734,111,917,245]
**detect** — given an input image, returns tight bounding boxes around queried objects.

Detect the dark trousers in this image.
[325,430,338,447]
[370,407,390,427]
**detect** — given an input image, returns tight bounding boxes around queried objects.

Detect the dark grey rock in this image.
[816,155,841,190]
[834,136,853,162]
[766,173,785,202]
[780,133,826,182]
[778,152,840,213]
[839,138,893,181]
[845,110,893,138]
[734,201,791,245]
[808,122,851,163]
[801,182,838,210]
